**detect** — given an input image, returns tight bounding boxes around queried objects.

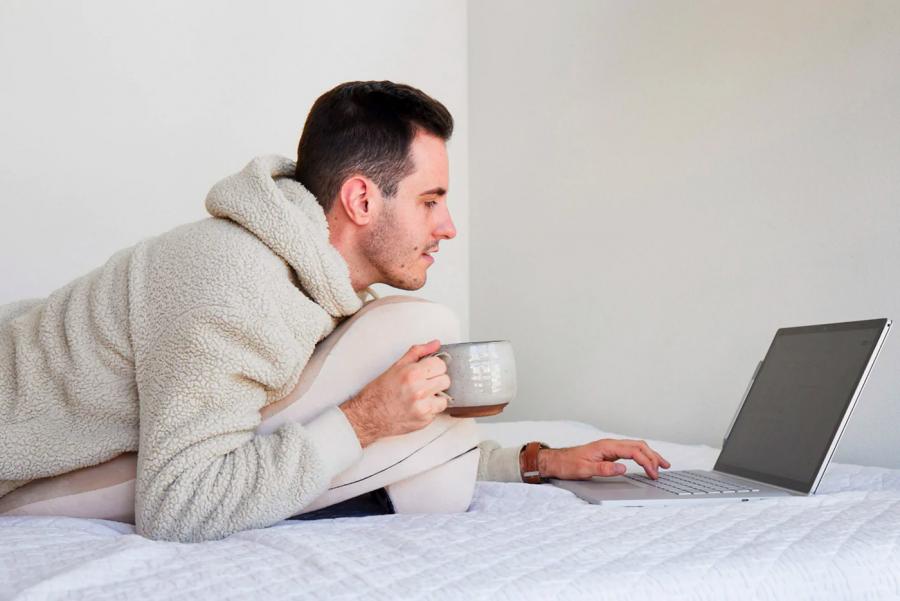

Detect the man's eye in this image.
[425,201,438,208]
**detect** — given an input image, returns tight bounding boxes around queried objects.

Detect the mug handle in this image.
[431,352,454,407]
[434,390,453,404]
[432,351,452,365]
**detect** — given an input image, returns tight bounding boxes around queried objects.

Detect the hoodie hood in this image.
[205,155,364,317]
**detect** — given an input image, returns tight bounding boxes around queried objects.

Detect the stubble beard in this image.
[363,206,427,291]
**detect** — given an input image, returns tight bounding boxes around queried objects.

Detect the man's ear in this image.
[335,176,377,226]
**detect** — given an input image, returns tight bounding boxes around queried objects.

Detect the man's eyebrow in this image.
[419,187,447,197]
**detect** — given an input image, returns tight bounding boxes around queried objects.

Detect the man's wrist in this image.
[537,448,555,478]
[338,400,377,448]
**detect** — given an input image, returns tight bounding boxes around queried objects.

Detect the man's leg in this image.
[287,487,395,521]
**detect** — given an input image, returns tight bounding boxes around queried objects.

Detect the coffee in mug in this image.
[429,340,517,417]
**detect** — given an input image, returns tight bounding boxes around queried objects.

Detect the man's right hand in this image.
[339,339,451,447]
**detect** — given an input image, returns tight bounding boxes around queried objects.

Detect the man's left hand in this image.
[534,439,672,481]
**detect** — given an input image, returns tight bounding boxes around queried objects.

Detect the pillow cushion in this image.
[0,296,479,522]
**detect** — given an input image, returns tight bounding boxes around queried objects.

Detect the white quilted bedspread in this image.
[2,420,900,601]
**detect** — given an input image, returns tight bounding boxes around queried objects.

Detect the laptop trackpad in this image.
[549,476,646,495]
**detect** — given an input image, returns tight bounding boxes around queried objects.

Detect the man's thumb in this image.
[400,339,441,365]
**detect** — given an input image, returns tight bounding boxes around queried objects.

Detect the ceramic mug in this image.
[429,340,517,417]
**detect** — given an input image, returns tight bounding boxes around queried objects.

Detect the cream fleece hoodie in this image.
[0,156,524,543]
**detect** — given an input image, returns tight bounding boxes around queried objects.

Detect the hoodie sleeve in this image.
[134,304,362,543]
[476,439,526,483]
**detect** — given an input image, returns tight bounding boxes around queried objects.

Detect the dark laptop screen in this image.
[714,319,889,493]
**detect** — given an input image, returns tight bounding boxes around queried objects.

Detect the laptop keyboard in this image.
[624,470,761,496]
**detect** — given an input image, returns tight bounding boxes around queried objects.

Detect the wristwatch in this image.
[520,441,551,484]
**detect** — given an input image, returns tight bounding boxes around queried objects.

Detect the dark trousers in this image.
[288,487,395,521]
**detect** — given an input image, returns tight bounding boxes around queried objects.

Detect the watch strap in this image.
[521,441,551,484]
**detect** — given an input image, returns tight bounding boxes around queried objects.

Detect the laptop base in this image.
[550,471,796,507]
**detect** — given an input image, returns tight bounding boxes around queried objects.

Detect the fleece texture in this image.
[0,155,522,543]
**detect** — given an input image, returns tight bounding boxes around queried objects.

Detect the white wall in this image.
[0,0,470,332]
[469,1,900,468]
[4,0,898,469]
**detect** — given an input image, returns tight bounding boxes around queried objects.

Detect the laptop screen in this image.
[714,319,889,493]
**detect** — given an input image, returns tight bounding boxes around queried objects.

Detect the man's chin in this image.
[384,271,427,291]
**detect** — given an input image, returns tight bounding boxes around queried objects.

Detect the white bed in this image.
[2,419,900,600]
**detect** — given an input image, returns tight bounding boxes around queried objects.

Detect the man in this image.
[0,80,669,542]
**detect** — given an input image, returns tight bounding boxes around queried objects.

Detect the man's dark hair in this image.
[294,81,454,213]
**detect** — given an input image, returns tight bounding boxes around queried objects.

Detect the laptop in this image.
[551,318,892,506]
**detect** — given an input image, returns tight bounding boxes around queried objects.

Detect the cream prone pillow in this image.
[0,296,479,522]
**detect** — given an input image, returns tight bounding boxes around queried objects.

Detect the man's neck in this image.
[328,221,375,293]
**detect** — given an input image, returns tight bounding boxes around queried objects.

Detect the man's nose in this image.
[436,208,457,240]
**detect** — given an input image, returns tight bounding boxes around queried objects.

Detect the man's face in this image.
[361,131,456,290]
